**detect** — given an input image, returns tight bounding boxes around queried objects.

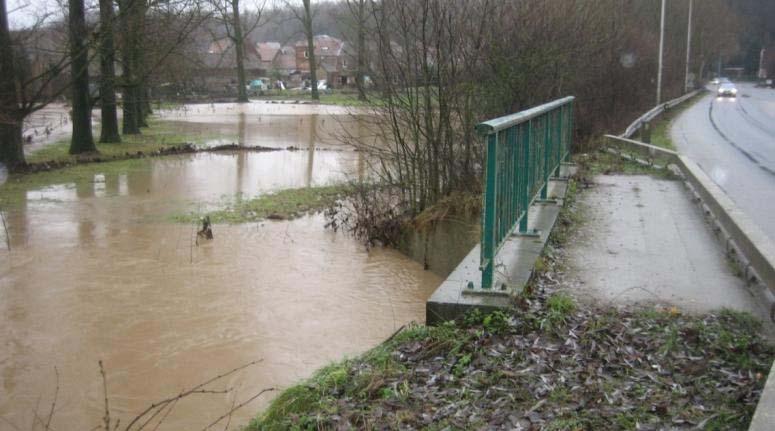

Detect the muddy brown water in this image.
[0,103,442,430]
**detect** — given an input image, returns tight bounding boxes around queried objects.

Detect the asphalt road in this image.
[671,82,775,244]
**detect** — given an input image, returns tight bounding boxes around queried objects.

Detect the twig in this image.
[201,388,275,430]
[0,416,22,431]
[99,361,111,431]
[384,323,407,344]
[190,218,196,263]
[149,398,178,431]
[0,208,9,251]
[45,367,60,430]
[222,382,241,431]
[123,360,263,431]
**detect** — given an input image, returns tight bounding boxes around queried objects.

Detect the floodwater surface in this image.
[0,103,441,430]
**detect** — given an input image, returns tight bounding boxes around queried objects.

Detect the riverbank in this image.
[248,154,774,430]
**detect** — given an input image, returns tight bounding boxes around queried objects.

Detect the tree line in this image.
[0,0,770,185]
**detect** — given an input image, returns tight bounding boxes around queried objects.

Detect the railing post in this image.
[554,108,563,177]
[540,114,550,200]
[519,123,530,233]
[481,132,498,290]
[565,101,574,163]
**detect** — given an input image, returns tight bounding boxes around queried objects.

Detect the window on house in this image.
[304,49,309,58]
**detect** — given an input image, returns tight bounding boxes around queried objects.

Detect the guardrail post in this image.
[481,132,498,290]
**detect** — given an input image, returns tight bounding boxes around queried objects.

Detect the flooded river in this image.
[0,102,442,430]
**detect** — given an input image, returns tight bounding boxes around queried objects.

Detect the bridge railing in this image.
[476,96,574,289]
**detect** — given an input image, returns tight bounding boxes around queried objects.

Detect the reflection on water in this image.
[0,105,441,430]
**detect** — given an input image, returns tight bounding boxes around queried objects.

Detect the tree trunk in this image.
[0,122,24,168]
[136,4,149,127]
[355,0,367,101]
[232,0,248,103]
[303,0,319,101]
[68,0,96,154]
[0,0,25,167]
[98,0,121,143]
[119,0,140,134]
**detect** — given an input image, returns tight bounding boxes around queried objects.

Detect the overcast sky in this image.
[7,0,64,29]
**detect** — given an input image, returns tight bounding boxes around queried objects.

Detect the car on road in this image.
[717,82,738,97]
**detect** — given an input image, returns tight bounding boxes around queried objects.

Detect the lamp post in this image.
[657,0,666,105]
[685,0,693,92]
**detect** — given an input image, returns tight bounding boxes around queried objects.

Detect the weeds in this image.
[174,185,351,224]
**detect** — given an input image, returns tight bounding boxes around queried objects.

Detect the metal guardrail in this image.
[622,89,701,139]
[476,96,574,290]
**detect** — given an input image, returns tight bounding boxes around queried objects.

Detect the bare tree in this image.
[0,0,72,167]
[342,0,369,101]
[209,0,267,103]
[302,0,318,100]
[118,0,144,134]
[68,0,96,154]
[285,0,318,100]
[0,0,24,166]
[98,0,121,143]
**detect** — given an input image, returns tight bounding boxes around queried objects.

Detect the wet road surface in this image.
[0,104,441,430]
[670,83,775,243]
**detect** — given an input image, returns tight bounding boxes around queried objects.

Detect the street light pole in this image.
[685,0,693,93]
[657,0,666,105]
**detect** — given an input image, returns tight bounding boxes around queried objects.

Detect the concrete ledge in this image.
[426,179,569,325]
[676,156,775,307]
[750,361,775,431]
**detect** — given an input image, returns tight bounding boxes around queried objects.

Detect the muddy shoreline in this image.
[10,143,359,176]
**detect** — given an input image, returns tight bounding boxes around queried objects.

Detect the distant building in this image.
[202,38,263,94]
[293,35,355,88]
[198,34,360,93]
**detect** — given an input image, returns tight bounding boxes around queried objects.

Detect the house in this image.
[293,35,355,88]
[256,42,297,82]
[202,38,264,94]
[273,45,298,79]
[256,42,281,71]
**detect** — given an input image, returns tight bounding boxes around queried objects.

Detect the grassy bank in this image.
[249,305,772,430]
[27,118,228,165]
[0,157,152,206]
[173,185,352,224]
[577,148,678,180]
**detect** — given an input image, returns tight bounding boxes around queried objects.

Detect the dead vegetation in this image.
[1,361,273,431]
[324,184,481,249]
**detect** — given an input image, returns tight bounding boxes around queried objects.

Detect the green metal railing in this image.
[476,96,574,290]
